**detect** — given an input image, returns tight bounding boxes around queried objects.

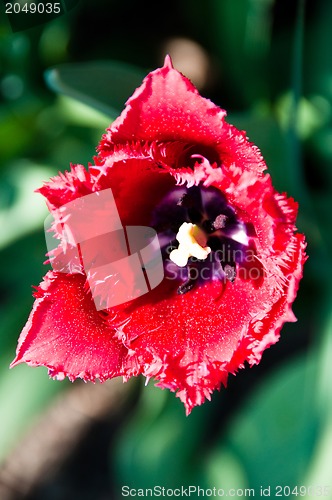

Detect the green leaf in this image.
[209,0,273,106]
[221,354,319,490]
[0,160,52,250]
[0,359,65,461]
[301,299,332,499]
[112,382,216,490]
[202,447,248,492]
[45,60,146,119]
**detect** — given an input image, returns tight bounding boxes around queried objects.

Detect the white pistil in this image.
[170,222,211,267]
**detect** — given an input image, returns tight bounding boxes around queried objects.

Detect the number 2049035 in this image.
[5,3,62,14]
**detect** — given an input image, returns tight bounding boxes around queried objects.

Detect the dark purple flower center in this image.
[151,184,254,294]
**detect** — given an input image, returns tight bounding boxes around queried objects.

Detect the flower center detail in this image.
[152,184,254,294]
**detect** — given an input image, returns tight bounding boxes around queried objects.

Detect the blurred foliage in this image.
[0,0,332,498]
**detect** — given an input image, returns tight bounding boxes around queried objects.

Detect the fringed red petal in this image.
[11,271,127,382]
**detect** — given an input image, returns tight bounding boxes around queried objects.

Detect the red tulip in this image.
[12,57,306,414]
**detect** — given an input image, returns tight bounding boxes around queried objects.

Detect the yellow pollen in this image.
[169,222,211,267]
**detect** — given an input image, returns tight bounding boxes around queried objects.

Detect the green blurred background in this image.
[1,0,332,498]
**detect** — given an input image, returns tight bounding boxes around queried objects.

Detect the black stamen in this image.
[224,264,236,283]
[212,214,228,230]
[177,188,204,225]
[177,193,192,207]
[202,214,228,234]
[202,220,214,233]
[177,265,198,294]
[177,194,186,206]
